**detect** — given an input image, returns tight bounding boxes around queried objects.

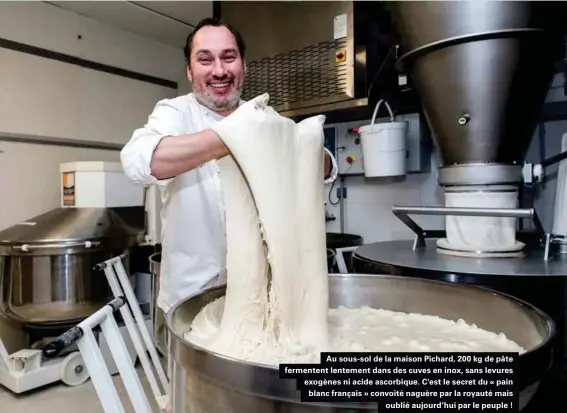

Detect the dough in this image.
[188,301,525,365]
[185,94,524,365]
[443,185,519,252]
[206,153,270,359]
[328,306,524,353]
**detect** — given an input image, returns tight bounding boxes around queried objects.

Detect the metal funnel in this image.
[389,1,566,186]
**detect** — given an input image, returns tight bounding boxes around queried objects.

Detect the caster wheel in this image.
[60,352,89,386]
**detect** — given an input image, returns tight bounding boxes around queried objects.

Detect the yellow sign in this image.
[62,172,75,206]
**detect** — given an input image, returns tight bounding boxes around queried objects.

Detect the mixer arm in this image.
[391,205,549,258]
[390,208,445,249]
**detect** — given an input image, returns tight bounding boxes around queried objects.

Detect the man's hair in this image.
[184,17,246,65]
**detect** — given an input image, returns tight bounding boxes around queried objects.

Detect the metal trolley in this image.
[42,255,169,413]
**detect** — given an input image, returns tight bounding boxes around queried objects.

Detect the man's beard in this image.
[195,86,243,112]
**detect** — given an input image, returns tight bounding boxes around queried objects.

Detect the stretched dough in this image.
[203,94,328,361]
[207,153,270,358]
[185,94,524,365]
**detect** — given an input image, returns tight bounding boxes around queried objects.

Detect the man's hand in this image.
[324,151,332,179]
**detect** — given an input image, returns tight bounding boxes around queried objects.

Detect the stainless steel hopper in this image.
[388,1,567,186]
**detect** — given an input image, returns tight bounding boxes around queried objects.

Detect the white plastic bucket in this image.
[359,99,408,177]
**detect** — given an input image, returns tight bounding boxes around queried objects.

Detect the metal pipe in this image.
[518,184,524,230]
[539,123,546,165]
[339,177,345,233]
[539,123,547,190]
[1,132,123,151]
[392,205,534,218]
[541,150,567,168]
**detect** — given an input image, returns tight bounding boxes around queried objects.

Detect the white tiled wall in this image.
[325,153,444,243]
[0,142,122,231]
[325,71,567,243]
[0,2,186,146]
[526,120,567,232]
[325,130,566,244]
[520,70,567,233]
[0,2,188,231]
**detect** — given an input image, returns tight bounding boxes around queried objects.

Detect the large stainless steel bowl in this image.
[167,274,554,412]
[0,251,126,327]
[0,207,144,327]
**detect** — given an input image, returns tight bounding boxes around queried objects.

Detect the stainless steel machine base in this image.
[353,241,567,412]
[353,240,567,277]
[167,274,554,412]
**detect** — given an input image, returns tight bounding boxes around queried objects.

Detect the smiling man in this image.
[121,18,338,320]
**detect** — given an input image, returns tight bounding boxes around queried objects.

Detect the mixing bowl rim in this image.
[166,273,556,371]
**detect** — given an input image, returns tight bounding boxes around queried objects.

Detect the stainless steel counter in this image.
[353,240,567,277]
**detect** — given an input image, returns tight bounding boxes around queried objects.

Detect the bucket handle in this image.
[370,99,395,125]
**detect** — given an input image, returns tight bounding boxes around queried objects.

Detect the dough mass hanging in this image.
[184,94,524,365]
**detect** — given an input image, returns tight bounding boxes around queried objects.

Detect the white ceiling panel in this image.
[48,1,212,47]
[133,1,213,26]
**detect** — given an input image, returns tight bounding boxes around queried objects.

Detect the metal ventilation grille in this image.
[242,38,350,109]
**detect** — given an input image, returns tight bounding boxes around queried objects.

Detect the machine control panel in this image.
[332,113,432,176]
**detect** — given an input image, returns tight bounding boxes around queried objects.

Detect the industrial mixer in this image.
[0,161,158,393]
[350,1,567,411]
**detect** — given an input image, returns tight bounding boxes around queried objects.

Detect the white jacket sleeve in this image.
[121,99,185,186]
[324,147,339,185]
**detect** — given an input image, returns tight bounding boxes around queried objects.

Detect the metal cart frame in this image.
[43,255,169,413]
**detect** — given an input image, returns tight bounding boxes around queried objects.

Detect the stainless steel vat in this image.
[0,251,126,326]
[0,207,144,326]
[167,274,554,412]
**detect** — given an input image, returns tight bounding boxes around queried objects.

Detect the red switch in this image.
[346,155,355,164]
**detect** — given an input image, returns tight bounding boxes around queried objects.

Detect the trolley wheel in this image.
[60,352,89,386]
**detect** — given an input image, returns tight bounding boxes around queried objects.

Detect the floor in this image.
[0,366,160,413]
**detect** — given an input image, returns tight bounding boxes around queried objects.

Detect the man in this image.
[121,18,338,319]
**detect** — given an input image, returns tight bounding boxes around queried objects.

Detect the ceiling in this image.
[47,1,213,47]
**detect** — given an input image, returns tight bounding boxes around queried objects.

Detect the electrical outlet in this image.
[336,187,347,199]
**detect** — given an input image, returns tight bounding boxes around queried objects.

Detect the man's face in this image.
[188,25,246,114]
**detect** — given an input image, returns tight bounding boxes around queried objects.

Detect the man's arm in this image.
[120,100,227,185]
[150,130,228,180]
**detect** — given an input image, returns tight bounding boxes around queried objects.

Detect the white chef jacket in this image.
[121,93,338,313]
